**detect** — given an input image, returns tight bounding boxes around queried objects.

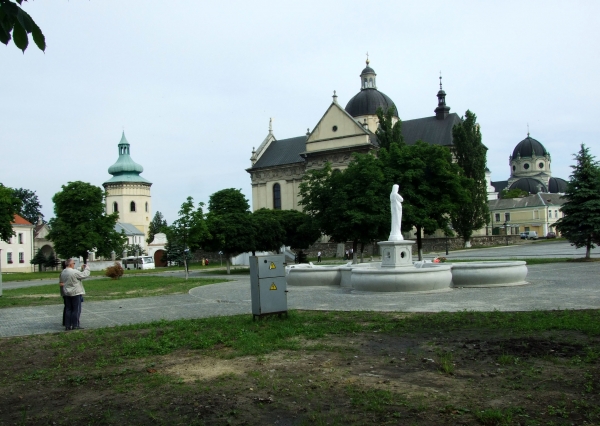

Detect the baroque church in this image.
[247,59,464,212]
[104,132,153,251]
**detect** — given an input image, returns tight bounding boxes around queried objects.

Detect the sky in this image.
[2,1,599,224]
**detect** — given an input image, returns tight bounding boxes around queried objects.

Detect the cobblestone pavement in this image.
[0,260,598,338]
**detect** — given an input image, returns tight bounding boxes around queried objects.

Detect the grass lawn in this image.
[0,276,227,309]
[0,309,598,424]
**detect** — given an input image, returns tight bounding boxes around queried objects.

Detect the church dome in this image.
[512,135,548,158]
[345,58,398,118]
[509,178,547,193]
[548,177,568,193]
[104,132,151,185]
[345,89,398,117]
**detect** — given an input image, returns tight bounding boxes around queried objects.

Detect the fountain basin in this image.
[449,261,528,287]
[351,264,452,292]
[287,266,341,286]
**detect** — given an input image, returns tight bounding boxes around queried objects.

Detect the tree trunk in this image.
[586,237,591,259]
[352,240,358,264]
[360,242,365,264]
[226,257,231,274]
[416,226,423,261]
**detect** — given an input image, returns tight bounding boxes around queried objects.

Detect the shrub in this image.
[105,262,124,280]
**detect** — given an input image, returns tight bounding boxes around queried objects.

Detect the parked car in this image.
[525,231,538,240]
[520,232,527,239]
[546,231,557,239]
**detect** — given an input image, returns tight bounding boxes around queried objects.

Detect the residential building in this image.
[0,214,35,273]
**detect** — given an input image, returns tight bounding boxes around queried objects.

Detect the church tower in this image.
[103,132,152,243]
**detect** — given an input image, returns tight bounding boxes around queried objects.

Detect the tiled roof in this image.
[249,136,307,170]
[488,193,566,210]
[11,214,32,226]
[115,222,144,236]
[401,113,462,146]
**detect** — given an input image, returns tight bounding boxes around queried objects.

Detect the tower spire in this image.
[435,72,450,120]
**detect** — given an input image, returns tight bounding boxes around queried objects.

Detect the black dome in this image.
[548,177,568,193]
[345,89,398,117]
[512,136,548,158]
[509,178,547,193]
[361,66,375,74]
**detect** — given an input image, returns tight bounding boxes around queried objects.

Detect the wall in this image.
[105,182,152,239]
[0,223,34,273]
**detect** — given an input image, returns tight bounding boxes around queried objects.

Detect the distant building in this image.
[33,216,54,261]
[0,214,34,273]
[103,133,153,251]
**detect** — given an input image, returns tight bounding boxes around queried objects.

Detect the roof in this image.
[509,177,548,193]
[249,136,307,170]
[345,88,397,117]
[489,192,566,210]
[491,181,508,192]
[512,135,548,158]
[401,113,462,146]
[104,133,151,185]
[548,177,568,193]
[114,222,144,236]
[361,66,376,75]
[11,214,32,226]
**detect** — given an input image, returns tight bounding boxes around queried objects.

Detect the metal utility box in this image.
[249,255,287,319]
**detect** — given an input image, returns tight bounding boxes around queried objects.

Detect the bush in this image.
[105,262,124,280]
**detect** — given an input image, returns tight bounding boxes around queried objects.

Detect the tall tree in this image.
[275,209,321,251]
[0,0,45,52]
[147,211,168,244]
[0,183,22,241]
[204,189,255,274]
[11,187,43,225]
[375,106,404,150]
[450,110,490,246]
[251,208,285,255]
[381,141,467,260]
[555,144,600,259]
[30,247,47,272]
[47,181,126,261]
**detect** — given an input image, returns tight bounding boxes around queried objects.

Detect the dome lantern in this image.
[105,132,151,184]
[360,56,377,89]
[434,73,451,120]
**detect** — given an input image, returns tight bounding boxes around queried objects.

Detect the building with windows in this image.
[103,133,153,251]
[246,59,464,214]
[0,214,34,273]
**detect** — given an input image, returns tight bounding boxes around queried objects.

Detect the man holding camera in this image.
[59,258,90,331]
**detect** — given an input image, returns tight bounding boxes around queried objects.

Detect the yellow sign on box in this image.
[270,283,277,290]
[269,262,276,270]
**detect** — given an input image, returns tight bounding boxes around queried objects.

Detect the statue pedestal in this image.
[378,240,415,268]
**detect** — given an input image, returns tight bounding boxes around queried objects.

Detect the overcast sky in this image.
[2,1,599,224]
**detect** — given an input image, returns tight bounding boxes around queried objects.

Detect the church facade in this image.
[103,133,153,250]
[247,60,464,213]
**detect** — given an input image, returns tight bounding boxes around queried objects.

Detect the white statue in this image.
[389,184,404,241]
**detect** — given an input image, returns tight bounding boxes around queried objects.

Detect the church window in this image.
[363,78,368,88]
[369,77,373,87]
[273,183,281,210]
[113,202,119,213]
[145,202,148,212]
[512,165,516,172]
[538,162,544,169]
[504,213,510,222]
[523,163,530,170]
[332,125,338,132]
[130,201,136,212]
[495,213,500,222]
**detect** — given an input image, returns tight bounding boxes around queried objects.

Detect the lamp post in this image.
[183,248,189,280]
[504,221,509,246]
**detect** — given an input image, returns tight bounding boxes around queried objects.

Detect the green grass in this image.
[0,276,227,308]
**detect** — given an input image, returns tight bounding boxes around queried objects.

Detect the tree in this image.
[147,211,167,245]
[121,244,146,257]
[250,209,285,255]
[450,110,490,246]
[12,187,43,225]
[168,197,209,278]
[500,188,529,199]
[47,181,126,262]
[380,141,467,260]
[375,106,404,150]
[163,234,193,267]
[555,144,600,259]
[0,0,45,52]
[275,209,321,251]
[0,183,22,241]
[204,189,255,274]
[44,252,59,270]
[30,247,47,272]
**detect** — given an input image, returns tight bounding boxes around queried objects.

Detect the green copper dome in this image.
[104,132,151,185]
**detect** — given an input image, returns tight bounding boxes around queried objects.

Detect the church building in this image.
[103,133,153,250]
[247,59,464,212]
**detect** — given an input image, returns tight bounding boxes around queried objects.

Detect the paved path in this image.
[443,240,600,260]
[0,260,598,338]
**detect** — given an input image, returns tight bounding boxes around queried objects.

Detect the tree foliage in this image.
[47,181,126,261]
[0,0,45,52]
[204,189,255,274]
[450,110,490,245]
[121,244,146,257]
[147,211,167,245]
[11,187,43,224]
[250,208,285,254]
[375,106,403,151]
[275,209,321,251]
[555,144,600,259]
[30,247,47,271]
[500,188,529,199]
[169,197,209,253]
[0,183,22,241]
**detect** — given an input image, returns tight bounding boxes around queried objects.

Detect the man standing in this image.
[60,258,90,331]
[317,251,322,263]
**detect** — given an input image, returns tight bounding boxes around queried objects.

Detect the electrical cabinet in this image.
[249,255,287,319]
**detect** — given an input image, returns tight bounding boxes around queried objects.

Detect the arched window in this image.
[113,202,118,213]
[130,201,136,212]
[145,202,148,212]
[273,183,281,210]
